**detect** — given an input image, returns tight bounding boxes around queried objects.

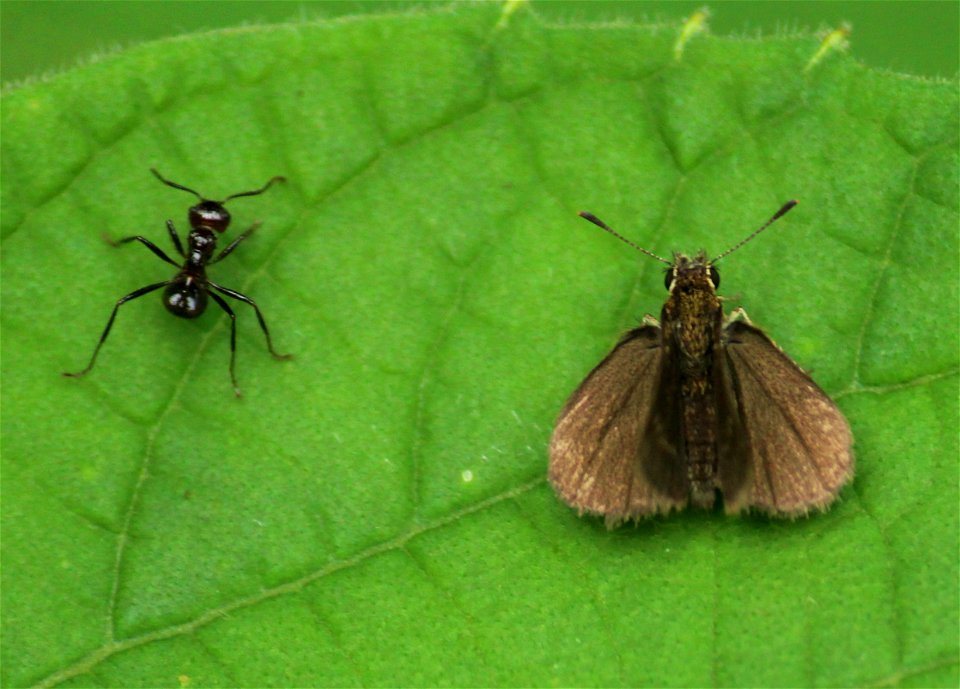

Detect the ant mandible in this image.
[64,168,292,396]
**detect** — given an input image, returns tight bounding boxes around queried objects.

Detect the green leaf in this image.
[2,4,957,687]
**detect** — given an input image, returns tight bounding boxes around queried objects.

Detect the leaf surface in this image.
[2,5,957,687]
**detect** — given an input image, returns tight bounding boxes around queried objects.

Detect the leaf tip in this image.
[495,0,527,30]
[673,7,710,61]
[804,23,852,73]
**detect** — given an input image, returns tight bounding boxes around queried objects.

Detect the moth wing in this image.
[549,325,688,525]
[721,320,854,516]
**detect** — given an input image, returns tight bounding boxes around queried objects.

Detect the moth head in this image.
[666,251,719,292]
[577,200,797,294]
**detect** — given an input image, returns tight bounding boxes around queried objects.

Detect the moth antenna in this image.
[711,200,798,263]
[151,168,203,201]
[578,212,671,265]
[223,176,287,203]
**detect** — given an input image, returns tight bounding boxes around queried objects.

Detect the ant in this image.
[64,168,292,397]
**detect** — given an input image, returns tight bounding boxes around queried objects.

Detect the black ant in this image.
[64,168,292,396]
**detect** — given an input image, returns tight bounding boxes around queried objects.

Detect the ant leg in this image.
[63,281,170,379]
[210,221,262,264]
[207,290,241,397]
[209,282,293,360]
[166,220,186,256]
[107,235,180,268]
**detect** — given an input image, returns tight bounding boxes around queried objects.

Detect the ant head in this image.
[189,201,231,233]
[152,168,286,235]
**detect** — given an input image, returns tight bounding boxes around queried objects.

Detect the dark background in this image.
[3,1,958,86]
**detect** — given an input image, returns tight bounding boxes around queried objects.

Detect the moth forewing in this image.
[713,335,753,512]
[721,318,854,516]
[548,325,688,523]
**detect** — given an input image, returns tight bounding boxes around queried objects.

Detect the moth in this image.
[549,201,853,526]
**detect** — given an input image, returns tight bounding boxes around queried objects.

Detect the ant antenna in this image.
[578,211,671,265]
[152,168,286,204]
[710,200,798,263]
[224,176,287,203]
[151,168,203,200]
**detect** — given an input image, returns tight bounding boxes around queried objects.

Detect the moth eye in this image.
[663,269,674,291]
[709,266,720,288]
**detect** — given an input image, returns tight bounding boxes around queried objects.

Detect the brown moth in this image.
[549,201,853,526]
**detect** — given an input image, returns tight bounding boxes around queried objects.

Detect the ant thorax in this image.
[186,228,218,267]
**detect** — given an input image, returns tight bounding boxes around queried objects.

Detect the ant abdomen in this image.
[164,281,207,318]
